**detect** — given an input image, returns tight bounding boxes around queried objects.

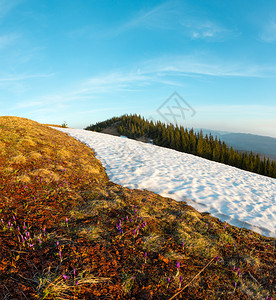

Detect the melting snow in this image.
[54,128,276,238]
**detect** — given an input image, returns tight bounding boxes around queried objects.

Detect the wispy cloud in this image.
[14,53,276,112]
[0,73,54,83]
[0,33,19,49]
[140,54,276,78]
[70,1,232,41]
[115,1,174,34]
[181,20,229,40]
[260,20,276,43]
[0,0,22,20]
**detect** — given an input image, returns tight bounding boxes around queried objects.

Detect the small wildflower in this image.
[176,262,180,276]
[57,241,59,246]
[216,255,219,262]
[75,281,79,285]
[73,269,76,277]
[144,252,147,263]
[234,282,237,291]
[166,277,170,288]
[179,276,183,288]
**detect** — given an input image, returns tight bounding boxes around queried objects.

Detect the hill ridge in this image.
[0,116,275,299]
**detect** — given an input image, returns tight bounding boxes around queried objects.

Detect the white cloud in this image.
[0,0,22,20]
[140,54,275,78]
[0,73,54,83]
[260,21,276,42]
[74,1,232,41]
[181,19,229,40]
[0,33,19,49]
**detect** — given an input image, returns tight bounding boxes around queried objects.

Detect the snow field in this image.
[55,128,276,238]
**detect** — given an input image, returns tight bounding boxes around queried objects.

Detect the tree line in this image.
[86,114,276,179]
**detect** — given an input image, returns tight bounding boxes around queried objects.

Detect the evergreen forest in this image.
[85,114,276,179]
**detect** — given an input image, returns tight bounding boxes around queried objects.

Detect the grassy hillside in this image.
[0,116,275,299]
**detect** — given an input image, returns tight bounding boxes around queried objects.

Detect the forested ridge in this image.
[85,114,276,179]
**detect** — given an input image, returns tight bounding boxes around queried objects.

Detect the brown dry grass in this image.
[0,116,275,300]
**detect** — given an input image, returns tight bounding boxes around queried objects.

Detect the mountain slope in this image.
[0,116,275,299]
[85,114,276,179]
[196,128,276,160]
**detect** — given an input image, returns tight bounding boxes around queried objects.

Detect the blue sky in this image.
[1,0,276,137]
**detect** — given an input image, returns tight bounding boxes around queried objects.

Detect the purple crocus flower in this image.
[176,262,180,276]
[73,269,76,277]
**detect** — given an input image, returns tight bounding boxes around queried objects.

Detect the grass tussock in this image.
[31,168,60,182]
[0,116,275,300]
[29,151,42,160]
[11,154,27,164]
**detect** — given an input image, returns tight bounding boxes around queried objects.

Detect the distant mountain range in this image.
[197,129,276,161]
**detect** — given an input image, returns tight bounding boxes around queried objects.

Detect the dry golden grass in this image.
[83,164,100,175]
[18,137,37,148]
[29,152,42,160]
[1,116,275,299]
[77,225,103,241]
[57,148,71,159]
[3,166,13,174]
[17,174,31,184]
[31,169,60,182]
[11,154,27,164]
[36,269,110,299]
[143,233,165,252]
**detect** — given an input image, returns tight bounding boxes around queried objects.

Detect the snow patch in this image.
[54,127,276,238]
